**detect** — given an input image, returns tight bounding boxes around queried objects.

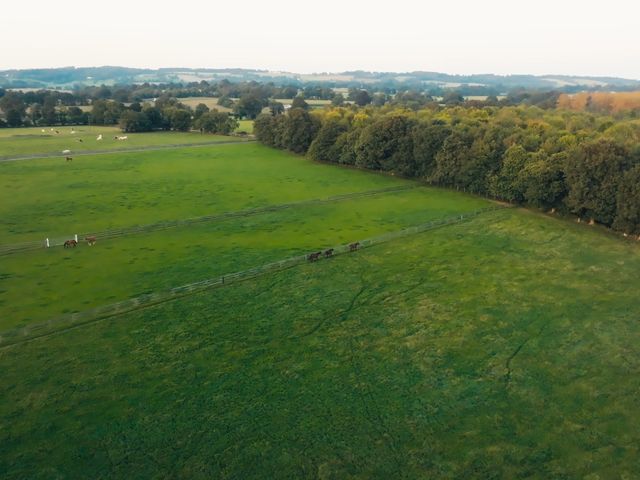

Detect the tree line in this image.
[1,79,591,129]
[0,90,239,135]
[255,104,640,235]
[100,98,238,135]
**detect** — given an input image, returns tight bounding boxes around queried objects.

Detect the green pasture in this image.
[2,208,639,478]
[0,186,488,329]
[0,143,417,244]
[2,131,640,478]
[0,126,235,158]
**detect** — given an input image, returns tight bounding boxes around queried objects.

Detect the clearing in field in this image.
[1,134,639,478]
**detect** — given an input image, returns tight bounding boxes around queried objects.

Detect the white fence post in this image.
[46,238,50,248]
[74,234,78,242]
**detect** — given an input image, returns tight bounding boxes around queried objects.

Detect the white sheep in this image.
[96,134,103,141]
[62,149,71,154]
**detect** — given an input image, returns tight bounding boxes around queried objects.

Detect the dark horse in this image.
[349,242,360,252]
[307,251,322,262]
[85,236,97,246]
[65,156,73,161]
[64,239,78,248]
[324,248,334,258]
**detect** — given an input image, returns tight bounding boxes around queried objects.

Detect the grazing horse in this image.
[85,236,97,246]
[65,156,73,162]
[307,251,322,262]
[324,248,334,258]
[349,242,360,252]
[64,239,78,248]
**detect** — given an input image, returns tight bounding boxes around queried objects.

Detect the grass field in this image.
[1,133,640,478]
[0,143,421,243]
[176,97,233,113]
[0,142,488,328]
[0,126,238,158]
[275,98,332,108]
[236,119,254,133]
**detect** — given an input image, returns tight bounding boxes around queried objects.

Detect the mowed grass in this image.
[1,209,639,478]
[0,126,236,158]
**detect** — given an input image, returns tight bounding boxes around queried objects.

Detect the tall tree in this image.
[412,122,451,179]
[119,110,151,132]
[291,96,309,110]
[279,109,319,153]
[194,103,210,120]
[196,110,238,135]
[613,165,640,234]
[167,109,192,131]
[307,118,347,163]
[0,92,26,127]
[565,139,632,225]
[352,90,372,106]
[355,114,416,173]
[521,152,567,210]
[430,128,475,188]
[234,94,264,119]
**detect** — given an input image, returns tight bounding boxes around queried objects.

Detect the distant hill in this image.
[2,66,639,93]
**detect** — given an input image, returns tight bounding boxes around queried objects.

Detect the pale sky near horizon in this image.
[3,0,640,79]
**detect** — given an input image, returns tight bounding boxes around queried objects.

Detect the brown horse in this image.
[307,251,322,262]
[65,156,73,162]
[85,236,97,246]
[349,242,360,252]
[64,239,78,248]
[324,248,334,258]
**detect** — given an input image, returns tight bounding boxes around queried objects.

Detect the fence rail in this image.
[0,185,417,255]
[0,205,509,348]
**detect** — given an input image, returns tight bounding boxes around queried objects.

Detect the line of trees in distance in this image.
[0,90,239,135]
[5,78,622,130]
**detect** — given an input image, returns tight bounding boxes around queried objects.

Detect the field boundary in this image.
[0,185,417,255]
[0,205,509,348]
[0,138,253,162]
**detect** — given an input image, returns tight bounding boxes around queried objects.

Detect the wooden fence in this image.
[0,205,509,348]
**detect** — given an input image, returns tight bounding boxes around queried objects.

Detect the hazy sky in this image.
[4,0,640,78]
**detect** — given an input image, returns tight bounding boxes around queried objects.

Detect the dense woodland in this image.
[254,104,640,235]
